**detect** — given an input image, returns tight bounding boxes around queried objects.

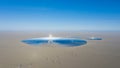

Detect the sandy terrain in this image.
[0,31,120,68]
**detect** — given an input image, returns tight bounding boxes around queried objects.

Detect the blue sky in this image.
[0,0,120,31]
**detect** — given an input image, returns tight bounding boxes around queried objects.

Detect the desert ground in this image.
[0,31,120,68]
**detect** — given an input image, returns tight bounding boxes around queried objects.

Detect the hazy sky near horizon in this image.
[0,0,120,31]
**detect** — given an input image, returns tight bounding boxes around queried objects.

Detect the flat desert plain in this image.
[0,31,120,68]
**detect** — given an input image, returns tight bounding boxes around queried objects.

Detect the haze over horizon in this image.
[0,0,120,31]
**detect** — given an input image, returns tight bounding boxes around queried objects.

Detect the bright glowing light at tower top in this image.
[49,34,53,38]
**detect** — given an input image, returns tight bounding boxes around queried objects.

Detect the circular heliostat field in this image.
[22,38,87,47]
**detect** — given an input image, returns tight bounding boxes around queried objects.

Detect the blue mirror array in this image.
[22,38,87,47]
[53,39,87,47]
[22,39,48,45]
[88,37,102,40]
